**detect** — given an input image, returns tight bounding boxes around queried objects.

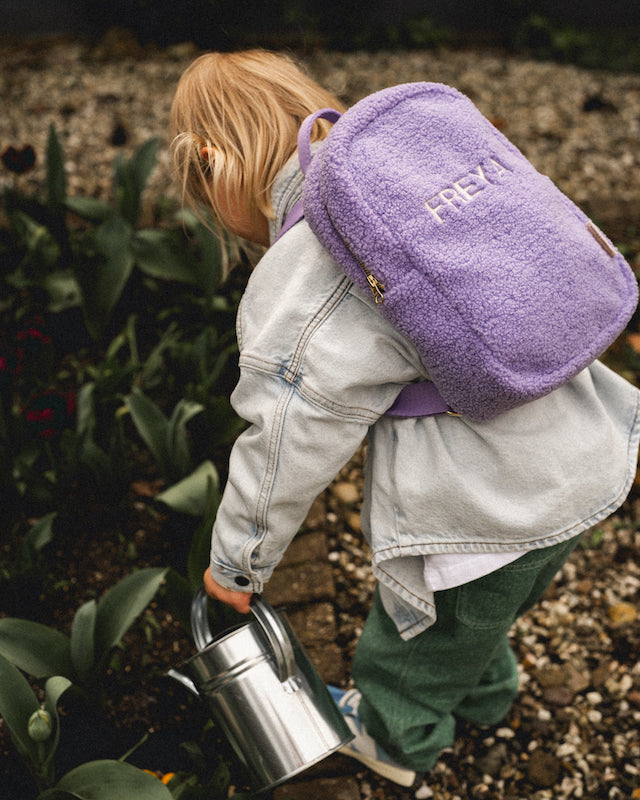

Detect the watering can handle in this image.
[190,588,298,687]
[249,595,298,686]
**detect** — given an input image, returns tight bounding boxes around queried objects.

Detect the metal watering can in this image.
[168,588,353,792]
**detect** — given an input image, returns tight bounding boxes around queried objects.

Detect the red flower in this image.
[1,144,36,175]
[0,342,18,389]
[16,315,52,374]
[23,390,76,440]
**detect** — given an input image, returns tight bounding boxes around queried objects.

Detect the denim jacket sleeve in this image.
[208,223,426,592]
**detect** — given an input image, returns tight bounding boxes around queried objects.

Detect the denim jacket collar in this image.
[268,153,306,245]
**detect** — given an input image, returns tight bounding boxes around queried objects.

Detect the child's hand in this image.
[203,567,252,613]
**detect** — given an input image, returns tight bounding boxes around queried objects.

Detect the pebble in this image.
[607,601,638,627]
[527,750,562,788]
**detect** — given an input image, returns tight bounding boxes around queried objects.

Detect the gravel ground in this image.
[1,34,640,238]
[2,33,640,800]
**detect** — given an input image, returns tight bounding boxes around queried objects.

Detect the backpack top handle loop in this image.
[297,108,342,174]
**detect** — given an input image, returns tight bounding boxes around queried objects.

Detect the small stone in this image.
[332,481,360,506]
[542,685,575,707]
[527,749,561,788]
[476,742,508,776]
[627,690,640,708]
[607,602,637,627]
[536,664,566,688]
[565,662,591,694]
[346,511,361,534]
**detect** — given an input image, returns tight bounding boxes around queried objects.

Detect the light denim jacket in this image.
[209,155,640,639]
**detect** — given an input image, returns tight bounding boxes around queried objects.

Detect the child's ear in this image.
[200,146,216,162]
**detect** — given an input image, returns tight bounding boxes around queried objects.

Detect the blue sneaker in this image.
[328,685,417,787]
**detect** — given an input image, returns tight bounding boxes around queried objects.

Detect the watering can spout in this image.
[167,668,199,697]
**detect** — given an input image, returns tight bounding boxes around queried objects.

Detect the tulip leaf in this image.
[167,399,205,479]
[126,388,170,475]
[155,460,219,517]
[0,618,73,679]
[93,568,167,663]
[70,600,97,681]
[132,228,202,285]
[46,123,67,208]
[41,759,173,799]
[77,214,134,339]
[0,652,40,762]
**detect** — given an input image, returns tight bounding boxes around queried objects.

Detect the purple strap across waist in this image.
[384,381,450,417]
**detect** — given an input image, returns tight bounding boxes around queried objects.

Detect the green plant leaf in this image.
[70,600,96,681]
[166,399,204,479]
[43,271,82,312]
[128,138,160,193]
[46,124,67,209]
[187,477,221,590]
[41,759,173,800]
[126,389,171,476]
[42,676,73,772]
[11,210,61,270]
[65,195,112,224]
[178,209,226,300]
[0,652,41,762]
[93,568,167,665]
[155,460,219,517]
[17,512,57,571]
[78,215,134,338]
[114,138,159,226]
[0,619,73,680]
[132,228,201,285]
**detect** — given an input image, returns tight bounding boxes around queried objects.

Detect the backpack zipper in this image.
[350,251,385,304]
[363,267,386,304]
[324,201,386,303]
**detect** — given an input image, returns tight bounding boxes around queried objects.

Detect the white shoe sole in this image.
[339,743,417,787]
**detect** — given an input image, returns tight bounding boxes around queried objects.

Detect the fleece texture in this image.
[300,82,638,420]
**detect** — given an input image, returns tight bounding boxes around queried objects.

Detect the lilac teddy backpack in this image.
[281,82,637,421]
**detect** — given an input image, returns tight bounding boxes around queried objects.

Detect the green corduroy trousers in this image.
[352,535,582,771]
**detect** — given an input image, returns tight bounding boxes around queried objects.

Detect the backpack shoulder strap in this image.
[274,198,305,243]
[273,108,342,244]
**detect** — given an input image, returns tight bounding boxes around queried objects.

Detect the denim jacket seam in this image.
[284,276,352,381]
[376,562,436,609]
[238,356,381,423]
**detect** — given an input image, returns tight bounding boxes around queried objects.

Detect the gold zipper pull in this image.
[366,273,385,304]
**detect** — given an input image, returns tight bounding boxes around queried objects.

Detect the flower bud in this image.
[28,709,53,742]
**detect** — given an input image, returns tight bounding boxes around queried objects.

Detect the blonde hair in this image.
[170,50,344,251]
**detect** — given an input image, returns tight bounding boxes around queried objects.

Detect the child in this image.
[170,50,640,788]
